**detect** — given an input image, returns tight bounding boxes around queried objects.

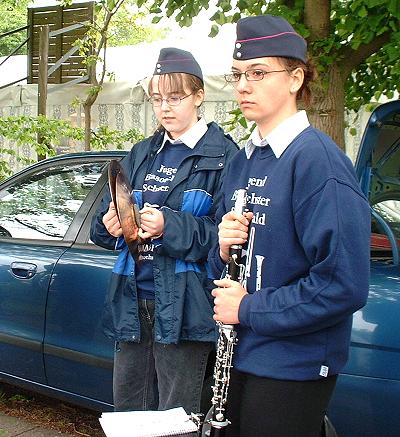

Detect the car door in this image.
[329,206,400,437]
[0,155,111,389]
[43,180,118,408]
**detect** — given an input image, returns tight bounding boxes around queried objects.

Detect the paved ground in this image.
[0,412,75,437]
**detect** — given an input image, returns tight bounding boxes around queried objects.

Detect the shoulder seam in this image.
[294,177,366,214]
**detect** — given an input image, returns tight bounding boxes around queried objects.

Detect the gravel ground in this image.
[0,383,106,437]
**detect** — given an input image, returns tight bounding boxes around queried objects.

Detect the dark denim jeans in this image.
[113,299,213,414]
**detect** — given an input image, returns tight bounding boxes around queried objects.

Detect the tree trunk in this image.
[83,82,100,150]
[308,64,346,150]
[83,102,92,151]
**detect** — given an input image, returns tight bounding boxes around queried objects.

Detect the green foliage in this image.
[221,107,255,143]
[0,115,143,181]
[345,31,400,111]
[0,115,81,154]
[107,9,169,46]
[91,125,144,150]
[0,115,81,180]
[0,0,30,56]
[9,393,30,402]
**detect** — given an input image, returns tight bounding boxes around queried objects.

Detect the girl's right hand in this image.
[102,201,123,237]
[218,210,253,262]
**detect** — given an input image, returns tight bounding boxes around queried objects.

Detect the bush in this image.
[0,115,144,181]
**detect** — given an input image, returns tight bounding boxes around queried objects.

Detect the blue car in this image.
[0,101,399,435]
[327,100,400,437]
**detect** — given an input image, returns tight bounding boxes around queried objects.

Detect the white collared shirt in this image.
[245,110,310,159]
[159,117,208,152]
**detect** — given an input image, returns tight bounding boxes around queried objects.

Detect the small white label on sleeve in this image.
[319,365,329,377]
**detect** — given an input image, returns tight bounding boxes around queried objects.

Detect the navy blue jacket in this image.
[209,126,370,380]
[91,122,238,344]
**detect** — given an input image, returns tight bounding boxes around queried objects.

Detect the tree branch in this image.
[339,30,392,78]
[100,35,107,85]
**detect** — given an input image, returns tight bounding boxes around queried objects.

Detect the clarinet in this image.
[202,189,247,437]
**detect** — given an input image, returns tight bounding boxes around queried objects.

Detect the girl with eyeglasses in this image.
[208,15,370,437]
[91,47,238,414]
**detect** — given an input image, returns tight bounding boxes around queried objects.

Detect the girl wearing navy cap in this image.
[91,47,238,414]
[208,15,370,437]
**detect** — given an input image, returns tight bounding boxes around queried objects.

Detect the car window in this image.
[0,161,105,240]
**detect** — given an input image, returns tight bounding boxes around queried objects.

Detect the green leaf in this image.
[358,6,368,18]
[388,0,400,15]
[208,24,219,38]
[386,90,394,99]
[106,0,116,10]
[94,4,103,14]
[152,16,162,24]
[238,117,247,129]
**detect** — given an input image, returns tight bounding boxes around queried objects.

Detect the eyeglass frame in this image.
[148,93,193,107]
[224,69,289,83]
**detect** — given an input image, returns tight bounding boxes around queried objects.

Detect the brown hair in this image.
[277,57,317,107]
[148,73,204,134]
[148,72,204,96]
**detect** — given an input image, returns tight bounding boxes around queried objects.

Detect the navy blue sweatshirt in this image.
[208,121,370,381]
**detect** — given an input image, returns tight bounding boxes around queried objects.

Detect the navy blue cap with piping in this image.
[233,15,307,63]
[153,47,203,82]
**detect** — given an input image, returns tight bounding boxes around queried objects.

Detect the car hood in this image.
[355,99,400,204]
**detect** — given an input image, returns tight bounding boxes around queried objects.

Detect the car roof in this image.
[0,151,128,186]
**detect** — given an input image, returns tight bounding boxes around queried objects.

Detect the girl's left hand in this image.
[139,206,164,240]
[212,278,248,324]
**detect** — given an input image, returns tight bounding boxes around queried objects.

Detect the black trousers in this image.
[225,369,337,437]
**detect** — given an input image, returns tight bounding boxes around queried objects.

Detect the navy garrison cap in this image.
[154,47,203,82]
[234,15,307,63]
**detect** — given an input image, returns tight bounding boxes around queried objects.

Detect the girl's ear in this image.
[290,67,304,94]
[194,88,205,107]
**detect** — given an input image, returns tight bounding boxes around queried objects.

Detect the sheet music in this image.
[99,407,198,437]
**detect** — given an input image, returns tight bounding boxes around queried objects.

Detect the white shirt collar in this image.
[159,117,208,152]
[245,110,310,159]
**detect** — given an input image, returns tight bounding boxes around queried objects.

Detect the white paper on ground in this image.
[99,407,198,437]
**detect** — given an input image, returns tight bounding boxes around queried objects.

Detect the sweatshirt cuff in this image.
[238,293,252,326]
[214,252,227,275]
